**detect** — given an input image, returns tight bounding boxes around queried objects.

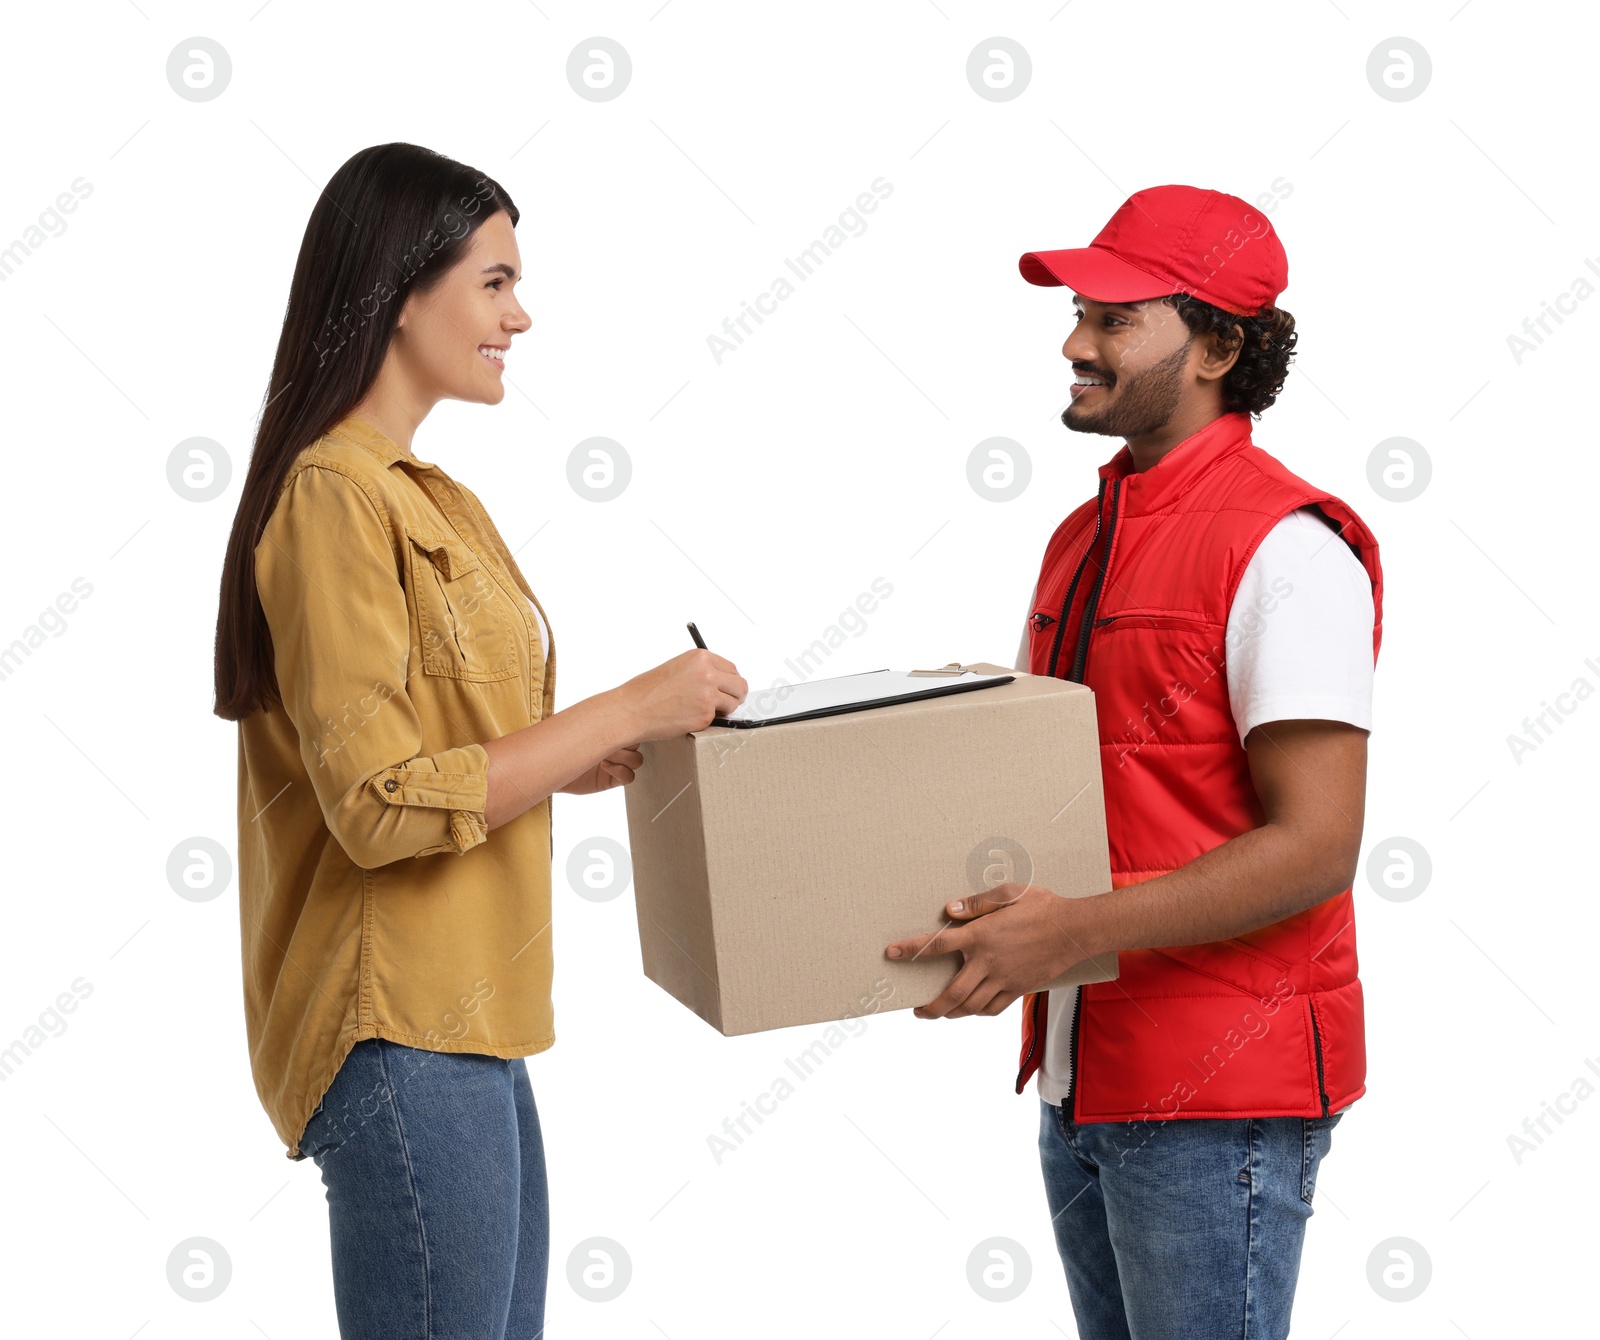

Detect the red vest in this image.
[1017,411,1383,1122]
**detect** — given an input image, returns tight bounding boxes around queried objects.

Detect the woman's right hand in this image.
[617,649,748,742]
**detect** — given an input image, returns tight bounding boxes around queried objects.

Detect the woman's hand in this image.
[483,652,742,828]
[616,649,747,742]
[558,746,644,795]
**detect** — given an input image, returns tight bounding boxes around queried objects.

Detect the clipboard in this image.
[715,668,1015,729]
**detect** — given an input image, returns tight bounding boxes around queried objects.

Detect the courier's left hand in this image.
[559,745,644,795]
[883,882,1101,1019]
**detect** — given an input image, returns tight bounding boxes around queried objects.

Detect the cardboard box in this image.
[623,663,1118,1035]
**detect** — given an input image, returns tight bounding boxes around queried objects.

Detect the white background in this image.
[1,1,1595,1335]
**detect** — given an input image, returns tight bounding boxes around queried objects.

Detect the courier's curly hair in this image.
[1166,294,1297,418]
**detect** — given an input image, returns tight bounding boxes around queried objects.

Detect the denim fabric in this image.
[299,1038,549,1339]
[1038,1098,1341,1339]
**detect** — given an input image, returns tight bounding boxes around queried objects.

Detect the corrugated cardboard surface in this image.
[624,663,1117,1035]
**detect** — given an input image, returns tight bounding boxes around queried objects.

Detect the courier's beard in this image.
[1062,342,1190,439]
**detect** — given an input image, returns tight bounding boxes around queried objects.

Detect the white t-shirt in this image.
[1013,506,1376,1107]
[524,595,550,660]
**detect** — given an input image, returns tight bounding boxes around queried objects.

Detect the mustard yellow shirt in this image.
[237,414,557,1160]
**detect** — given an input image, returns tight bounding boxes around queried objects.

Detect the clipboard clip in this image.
[907,662,969,677]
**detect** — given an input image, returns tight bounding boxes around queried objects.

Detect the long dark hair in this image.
[212,143,519,722]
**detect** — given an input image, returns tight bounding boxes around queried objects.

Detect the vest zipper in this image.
[1045,476,1108,679]
[1015,990,1046,1093]
[1308,998,1332,1116]
[1067,477,1123,684]
[1024,476,1118,1099]
[1068,978,1083,1119]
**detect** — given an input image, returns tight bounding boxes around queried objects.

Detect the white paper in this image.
[721,668,1012,726]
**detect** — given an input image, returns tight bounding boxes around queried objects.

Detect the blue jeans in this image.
[298,1038,549,1339]
[1038,1098,1341,1339]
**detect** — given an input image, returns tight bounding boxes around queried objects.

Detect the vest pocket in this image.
[405,528,519,682]
[1152,938,1293,998]
[1092,610,1216,632]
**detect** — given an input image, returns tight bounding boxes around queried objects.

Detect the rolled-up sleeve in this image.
[255,464,491,869]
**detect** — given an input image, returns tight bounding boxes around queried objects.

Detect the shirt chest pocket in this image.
[405,528,521,682]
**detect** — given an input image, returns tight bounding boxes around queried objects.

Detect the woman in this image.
[212,142,747,1338]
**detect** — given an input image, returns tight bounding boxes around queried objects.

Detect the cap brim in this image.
[1018,246,1176,303]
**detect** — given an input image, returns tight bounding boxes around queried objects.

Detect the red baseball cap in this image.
[1019,184,1287,317]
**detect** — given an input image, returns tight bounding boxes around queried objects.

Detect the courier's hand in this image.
[559,746,644,795]
[883,882,1101,1019]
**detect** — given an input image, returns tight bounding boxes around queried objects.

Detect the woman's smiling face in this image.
[391,208,530,407]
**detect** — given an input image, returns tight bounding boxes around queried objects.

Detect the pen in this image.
[687,622,708,650]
